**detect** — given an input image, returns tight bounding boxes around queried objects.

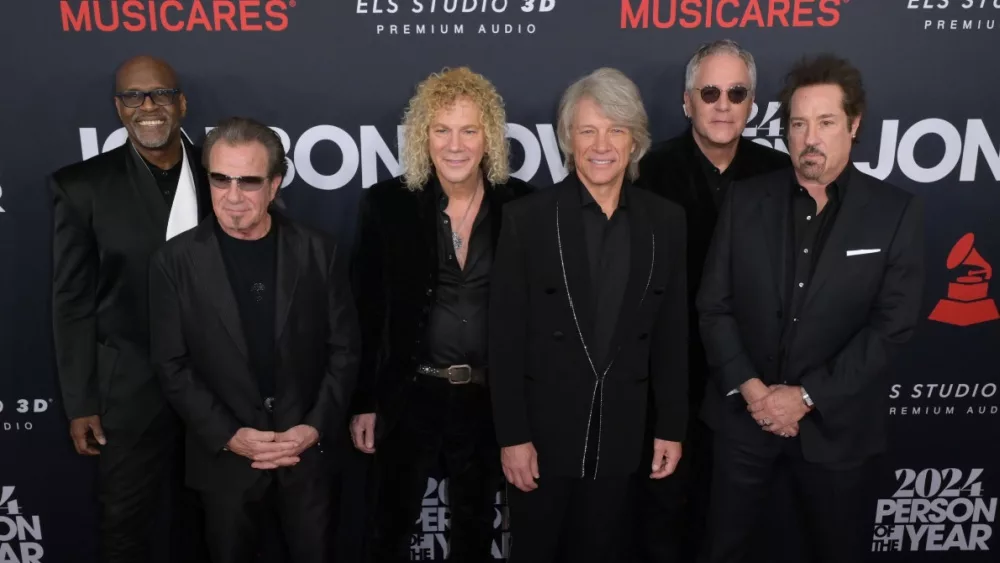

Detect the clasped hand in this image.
[741,381,810,438]
[226,425,319,470]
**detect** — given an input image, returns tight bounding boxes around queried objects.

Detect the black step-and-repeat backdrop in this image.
[1,1,999,562]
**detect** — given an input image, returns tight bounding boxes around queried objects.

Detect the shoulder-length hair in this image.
[400,67,510,190]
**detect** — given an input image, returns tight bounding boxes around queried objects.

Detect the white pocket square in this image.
[846,248,881,257]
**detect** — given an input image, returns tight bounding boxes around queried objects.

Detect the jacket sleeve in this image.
[149,252,242,453]
[650,207,689,441]
[50,175,99,420]
[303,243,362,437]
[696,184,762,395]
[348,191,384,415]
[799,196,925,423]
[488,209,533,447]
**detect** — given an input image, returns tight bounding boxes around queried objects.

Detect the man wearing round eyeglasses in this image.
[149,116,360,563]
[49,55,212,563]
[630,39,791,562]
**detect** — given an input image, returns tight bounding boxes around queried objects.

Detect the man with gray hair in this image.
[632,39,790,562]
[489,68,689,562]
[149,116,360,563]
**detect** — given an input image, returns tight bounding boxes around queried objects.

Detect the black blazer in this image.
[697,165,925,464]
[348,173,533,438]
[489,175,689,478]
[637,130,791,408]
[50,139,212,435]
[148,212,361,491]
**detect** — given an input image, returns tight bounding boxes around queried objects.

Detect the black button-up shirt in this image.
[777,167,849,383]
[696,144,737,209]
[578,178,630,478]
[141,154,182,205]
[422,183,492,368]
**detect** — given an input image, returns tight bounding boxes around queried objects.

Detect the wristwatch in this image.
[801,387,814,408]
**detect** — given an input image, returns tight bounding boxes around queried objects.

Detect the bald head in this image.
[114,55,180,92]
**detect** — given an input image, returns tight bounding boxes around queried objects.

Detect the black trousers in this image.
[699,434,877,563]
[506,476,631,563]
[97,406,208,563]
[628,413,712,562]
[201,466,337,563]
[366,376,502,563]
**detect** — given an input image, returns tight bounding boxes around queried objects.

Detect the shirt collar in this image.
[576,172,629,209]
[792,163,851,202]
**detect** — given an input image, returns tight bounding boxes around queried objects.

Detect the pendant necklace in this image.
[450,184,480,252]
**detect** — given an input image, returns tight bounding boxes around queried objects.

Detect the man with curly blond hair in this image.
[348,66,533,562]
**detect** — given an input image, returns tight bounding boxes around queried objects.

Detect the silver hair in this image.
[684,39,757,92]
[556,67,650,182]
[202,116,287,179]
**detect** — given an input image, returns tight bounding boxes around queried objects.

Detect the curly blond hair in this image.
[400,67,510,190]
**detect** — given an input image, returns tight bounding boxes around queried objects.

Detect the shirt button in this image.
[806,215,812,221]
[803,248,809,254]
[462,319,468,324]
[793,318,799,323]
[798,282,804,288]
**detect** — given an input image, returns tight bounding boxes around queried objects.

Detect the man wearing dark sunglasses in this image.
[49,55,212,563]
[149,116,360,563]
[630,39,791,563]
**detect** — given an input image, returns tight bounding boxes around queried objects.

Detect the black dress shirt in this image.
[578,179,630,478]
[696,145,737,209]
[423,183,492,368]
[215,220,278,399]
[777,167,849,383]
[141,154,182,205]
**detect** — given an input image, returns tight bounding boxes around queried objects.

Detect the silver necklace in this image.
[450,184,480,252]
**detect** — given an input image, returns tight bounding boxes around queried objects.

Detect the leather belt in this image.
[416,364,486,385]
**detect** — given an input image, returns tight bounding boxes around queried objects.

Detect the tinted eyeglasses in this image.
[115,88,181,108]
[695,85,750,105]
[209,172,269,192]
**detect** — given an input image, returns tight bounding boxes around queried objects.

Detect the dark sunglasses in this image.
[209,172,269,192]
[695,85,750,105]
[115,88,181,108]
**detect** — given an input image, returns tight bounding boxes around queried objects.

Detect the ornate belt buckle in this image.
[447,364,472,385]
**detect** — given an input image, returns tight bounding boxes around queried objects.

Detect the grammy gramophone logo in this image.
[928,233,999,327]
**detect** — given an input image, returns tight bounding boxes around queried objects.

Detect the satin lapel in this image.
[124,141,170,238]
[556,180,597,357]
[603,185,654,371]
[760,181,789,307]
[273,215,299,346]
[803,181,871,309]
[193,223,248,359]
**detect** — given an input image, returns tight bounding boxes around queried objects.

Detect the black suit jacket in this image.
[50,139,212,436]
[148,212,361,491]
[697,165,925,464]
[637,130,791,408]
[348,173,533,439]
[489,175,689,478]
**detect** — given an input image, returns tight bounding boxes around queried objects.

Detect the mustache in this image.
[799,146,825,158]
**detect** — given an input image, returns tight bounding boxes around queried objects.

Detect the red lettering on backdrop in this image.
[741,0,764,27]
[122,0,146,32]
[680,0,702,28]
[717,0,738,27]
[265,0,290,31]
[241,0,264,31]
[161,0,184,31]
[95,1,121,32]
[794,0,814,27]
[187,0,212,31]
[216,1,238,31]
[769,0,790,27]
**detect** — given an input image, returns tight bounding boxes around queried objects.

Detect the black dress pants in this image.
[506,475,631,563]
[629,413,713,562]
[366,376,502,563]
[200,465,336,563]
[97,406,207,563]
[699,434,877,563]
